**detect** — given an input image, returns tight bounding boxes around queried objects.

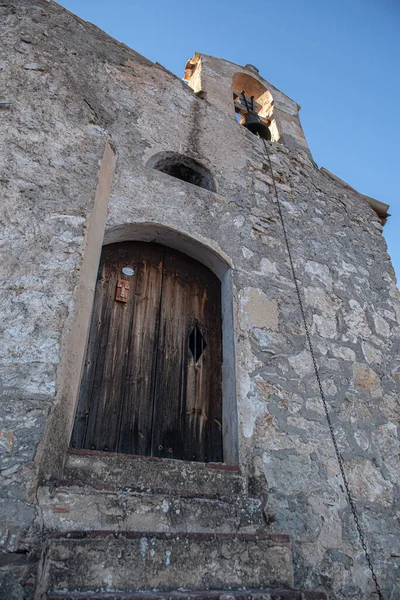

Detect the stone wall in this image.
[0,1,399,598]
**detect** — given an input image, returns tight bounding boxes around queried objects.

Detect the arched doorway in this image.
[70,241,223,463]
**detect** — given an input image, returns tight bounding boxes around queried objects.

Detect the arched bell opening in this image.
[147,151,216,192]
[232,71,278,142]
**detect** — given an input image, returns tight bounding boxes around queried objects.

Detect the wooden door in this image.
[70,241,223,463]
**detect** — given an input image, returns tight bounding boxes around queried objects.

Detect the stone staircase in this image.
[35,451,326,599]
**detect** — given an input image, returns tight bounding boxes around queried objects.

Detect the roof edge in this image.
[320,167,390,220]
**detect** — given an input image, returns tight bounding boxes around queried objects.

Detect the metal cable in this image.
[261,137,384,600]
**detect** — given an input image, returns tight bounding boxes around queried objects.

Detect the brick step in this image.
[64,450,250,497]
[46,588,327,599]
[42,531,293,594]
[39,482,267,535]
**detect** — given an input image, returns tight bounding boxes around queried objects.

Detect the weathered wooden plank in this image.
[71,242,164,454]
[90,243,141,451]
[72,243,139,451]
[151,249,223,463]
[150,250,188,460]
[183,262,223,463]
[116,243,164,455]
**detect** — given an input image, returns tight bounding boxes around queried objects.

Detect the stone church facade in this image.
[1,1,399,599]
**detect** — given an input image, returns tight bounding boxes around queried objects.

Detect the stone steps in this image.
[38,454,298,599]
[41,531,293,595]
[39,482,266,535]
[46,589,327,599]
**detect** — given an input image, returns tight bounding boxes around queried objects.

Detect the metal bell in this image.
[240,112,271,141]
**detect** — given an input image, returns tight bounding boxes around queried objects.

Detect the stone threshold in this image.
[63,450,248,497]
[46,477,244,500]
[46,588,327,600]
[67,448,241,471]
[46,530,290,544]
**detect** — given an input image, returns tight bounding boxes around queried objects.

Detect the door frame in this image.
[36,221,239,485]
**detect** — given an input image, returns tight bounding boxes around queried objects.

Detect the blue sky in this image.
[58,0,400,283]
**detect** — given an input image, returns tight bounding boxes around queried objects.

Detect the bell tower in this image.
[184,53,310,152]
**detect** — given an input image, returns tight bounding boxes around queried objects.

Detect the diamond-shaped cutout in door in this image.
[188,325,206,363]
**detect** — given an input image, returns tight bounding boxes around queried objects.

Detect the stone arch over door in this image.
[65,222,239,466]
[37,215,239,481]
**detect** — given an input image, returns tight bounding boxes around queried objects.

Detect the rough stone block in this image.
[39,483,266,535]
[46,590,327,600]
[64,450,246,497]
[43,531,293,594]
